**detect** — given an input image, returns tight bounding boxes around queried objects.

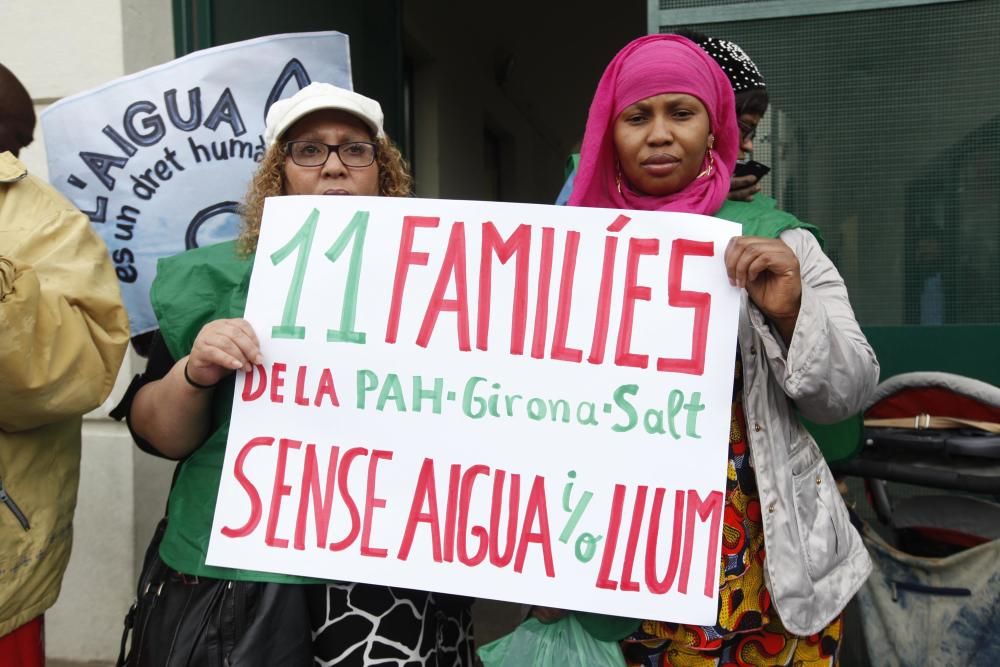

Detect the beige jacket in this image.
[739,227,878,635]
[0,152,129,636]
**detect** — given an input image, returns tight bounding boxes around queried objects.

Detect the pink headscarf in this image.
[568,35,738,215]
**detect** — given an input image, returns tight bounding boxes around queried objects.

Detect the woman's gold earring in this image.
[697,149,715,179]
[616,162,624,195]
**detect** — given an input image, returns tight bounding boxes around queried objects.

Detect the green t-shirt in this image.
[151,241,314,582]
[715,197,823,247]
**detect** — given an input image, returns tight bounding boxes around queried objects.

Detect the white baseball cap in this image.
[263,83,385,146]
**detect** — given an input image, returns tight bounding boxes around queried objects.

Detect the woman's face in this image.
[738,111,762,159]
[282,108,379,197]
[613,93,712,197]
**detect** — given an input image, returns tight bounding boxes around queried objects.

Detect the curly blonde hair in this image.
[238,134,413,254]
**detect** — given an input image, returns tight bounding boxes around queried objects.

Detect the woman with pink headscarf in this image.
[555,35,878,666]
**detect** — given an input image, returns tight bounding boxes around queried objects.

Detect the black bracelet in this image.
[183,361,219,390]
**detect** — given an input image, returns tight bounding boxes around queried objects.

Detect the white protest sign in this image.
[40,31,352,335]
[206,196,742,624]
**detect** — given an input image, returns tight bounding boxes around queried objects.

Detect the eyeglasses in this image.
[737,120,758,143]
[284,140,378,168]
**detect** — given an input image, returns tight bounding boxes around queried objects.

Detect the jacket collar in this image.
[0,151,28,184]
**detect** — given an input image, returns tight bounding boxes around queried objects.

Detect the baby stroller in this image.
[830,372,1000,667]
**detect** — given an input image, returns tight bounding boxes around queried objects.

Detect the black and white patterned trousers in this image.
[308,582,475,666]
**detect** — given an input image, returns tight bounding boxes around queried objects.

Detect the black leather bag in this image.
[116,518,313,667]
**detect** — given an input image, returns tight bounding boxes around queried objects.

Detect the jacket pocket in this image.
[0,478,30,530]
[792,456,850,580]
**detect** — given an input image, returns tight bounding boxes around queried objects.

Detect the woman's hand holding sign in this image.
[724,236,802,344]
[133,318,263,459]
[187,318,264,385]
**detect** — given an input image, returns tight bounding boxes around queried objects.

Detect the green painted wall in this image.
[865,325,1000,386]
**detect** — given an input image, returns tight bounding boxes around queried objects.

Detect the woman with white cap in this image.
[120,83,474,665]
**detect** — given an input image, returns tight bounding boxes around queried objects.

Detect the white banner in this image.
[207,196,742,624]
[41,32,352,335]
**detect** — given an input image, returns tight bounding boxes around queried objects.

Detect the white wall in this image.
[1,0,174,660]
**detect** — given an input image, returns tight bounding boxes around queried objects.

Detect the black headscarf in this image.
[673,30,766,93]
[692,37,765,93]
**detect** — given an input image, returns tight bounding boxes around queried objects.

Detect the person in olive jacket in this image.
[0,63,129,662]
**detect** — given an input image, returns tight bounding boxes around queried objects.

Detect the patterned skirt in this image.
[308,582,475,666]
[622,613,843,667]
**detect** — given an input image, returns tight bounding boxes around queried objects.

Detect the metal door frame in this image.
[648,0,974,33]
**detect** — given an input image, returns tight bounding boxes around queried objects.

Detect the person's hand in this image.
[728,173,761,201]
[185,318,263,388]
[725,236,801,340]
[531,606,568,624]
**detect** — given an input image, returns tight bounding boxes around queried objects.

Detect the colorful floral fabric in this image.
[623,613,843,667]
